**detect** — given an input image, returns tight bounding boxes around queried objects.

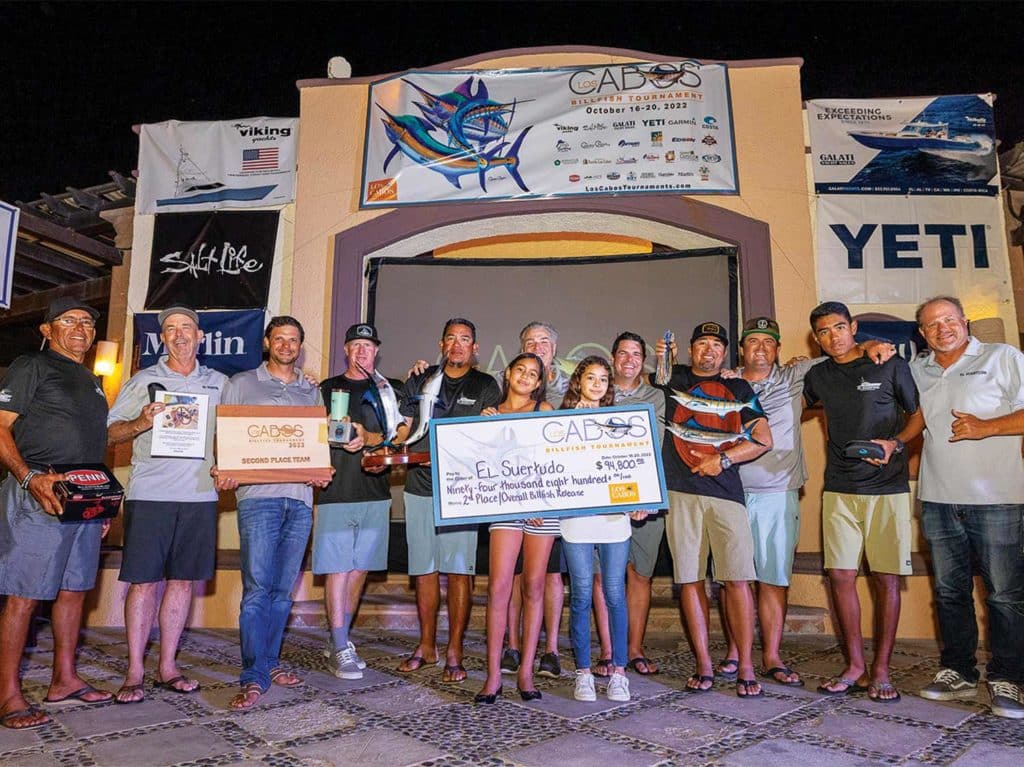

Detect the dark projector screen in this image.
[364,249,738,381]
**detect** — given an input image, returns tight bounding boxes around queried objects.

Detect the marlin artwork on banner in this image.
[378,77,532,192]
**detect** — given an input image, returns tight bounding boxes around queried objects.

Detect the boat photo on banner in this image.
[360,60,737,207]
[136,118,299,213]
[807,94,997,196]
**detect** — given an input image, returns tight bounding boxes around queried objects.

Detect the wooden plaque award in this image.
[216,405,333,484]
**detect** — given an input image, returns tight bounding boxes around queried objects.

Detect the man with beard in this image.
[108,305,227,703]
[911,297,1024,718]
[395,318,501,682]
[656,322,772,698]
[215,316,330,708]
[0,298,113,729]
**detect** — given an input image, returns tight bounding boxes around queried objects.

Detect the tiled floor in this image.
[1,625,1020,766]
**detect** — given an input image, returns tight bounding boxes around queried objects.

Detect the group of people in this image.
[0,295,1021,730]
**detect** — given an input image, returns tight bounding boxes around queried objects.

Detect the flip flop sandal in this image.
[396,654,439,673]
[43,684,113,705]
[154,675,201,694]
[868,682,902,704]
[114,683,146,705]
[0,706,51,730]
[627,657,660,675]
[760,666,805,687]
[270,668,303,687]
[816,677,868,696]
[686,674,714,693]
[715,657,739,681]
[736,679,764,698]
[593,658,613,678]
[441,664,467,684]
[229,683,263,710]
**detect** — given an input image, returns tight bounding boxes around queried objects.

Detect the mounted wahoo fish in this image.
[670,385,763,419]
[355,363,402,449]
[400,357,448,446]
[665,417,764,449]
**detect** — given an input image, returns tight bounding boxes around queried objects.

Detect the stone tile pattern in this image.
[1,626,1019,767]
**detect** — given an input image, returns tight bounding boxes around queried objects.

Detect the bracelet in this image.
[20,470,39,490]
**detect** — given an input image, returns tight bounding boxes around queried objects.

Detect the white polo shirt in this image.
[910,336,1024,504]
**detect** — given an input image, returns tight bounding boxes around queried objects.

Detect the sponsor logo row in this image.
[555,115,717,132]
[554,152,721,166]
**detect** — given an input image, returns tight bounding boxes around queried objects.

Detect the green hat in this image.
[741,317,780,342]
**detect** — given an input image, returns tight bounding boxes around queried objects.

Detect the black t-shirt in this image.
[400,366,502,497]
[318,373,401,504]
[803,353,919,494]
[0,350,109,468]
[656,365,763,504]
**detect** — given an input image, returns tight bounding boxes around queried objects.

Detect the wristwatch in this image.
[892,438,905,454]
[719,452,733,470]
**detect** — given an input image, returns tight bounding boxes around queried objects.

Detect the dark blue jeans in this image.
[920,502,1024,684]
[237,497,313,690]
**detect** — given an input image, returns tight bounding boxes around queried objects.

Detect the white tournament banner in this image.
[136,118,299,214]
[361,61,737,207]
[807,95,997,196]
[430,405,668,527]
[815,194,1010,305]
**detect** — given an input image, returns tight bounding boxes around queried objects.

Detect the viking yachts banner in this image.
[145,211,278,310]
[132,309,265,377]
[815,195,1009,305]
[136,118,299,214]
[430,405,668,527]
[360,61,737,206]
[807,95,997,195]
[0,201,18,309]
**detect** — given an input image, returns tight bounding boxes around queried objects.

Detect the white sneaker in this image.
[574,670,596,702]
[919,668,978,701]
[323,639,367,670]
[607,672,631,702]
[330,643,364,680]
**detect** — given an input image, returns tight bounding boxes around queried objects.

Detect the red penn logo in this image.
[64,470,108,486]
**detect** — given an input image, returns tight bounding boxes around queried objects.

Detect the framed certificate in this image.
[151,391,209,458]
[216,405,333,484]
[430,404,667,527]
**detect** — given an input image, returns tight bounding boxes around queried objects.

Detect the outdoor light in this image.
[93,340,119,377]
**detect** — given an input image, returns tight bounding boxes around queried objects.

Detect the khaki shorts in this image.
[822,491,912,576]
[666,491,755,583]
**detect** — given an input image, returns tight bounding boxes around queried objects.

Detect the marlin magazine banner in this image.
[815,194,1009,305]
[136,118,299,214]
[807,95,997,196]
[360,61,737,206]
[0,201,18,309]
[132,309,264,377]
[145,211,278,310]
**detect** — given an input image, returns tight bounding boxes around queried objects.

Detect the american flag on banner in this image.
[241,148,279,171]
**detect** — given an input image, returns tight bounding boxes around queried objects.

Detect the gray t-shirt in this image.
[613,379,665,444]
[738,358,820,493]
[220,363,324,506]
[108,358,227,502]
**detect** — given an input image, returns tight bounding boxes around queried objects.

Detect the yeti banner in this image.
[145,211,278,310]
[360,61,737,206]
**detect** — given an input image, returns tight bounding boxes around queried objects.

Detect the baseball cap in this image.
[44,297,99,323]
[690,321,729,347]
[741,317,781,342]
[157,304,200,328]
[344,323,381,345]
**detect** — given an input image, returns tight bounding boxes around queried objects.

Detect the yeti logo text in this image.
[830,224,989,269]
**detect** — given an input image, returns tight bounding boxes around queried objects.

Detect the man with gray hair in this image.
[910,296,1024,718]
[519,321,569,407]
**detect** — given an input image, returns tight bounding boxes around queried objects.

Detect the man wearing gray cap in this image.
[0,298,113,729]
[107,304,227,703]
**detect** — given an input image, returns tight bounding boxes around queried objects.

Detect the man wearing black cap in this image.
[655,321,772,698]
[107,304,227,703]
[0,298,113,729]
[314,323,400,680]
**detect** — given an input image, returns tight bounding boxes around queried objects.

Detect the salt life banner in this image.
[145,211,278,309]
[132,308,264,377]
[136,118,299,214]
[430,405,668,527]
[807,95,997,195]
[815,194,1009,305]
[361,61,736,207]
[0,201,18,309]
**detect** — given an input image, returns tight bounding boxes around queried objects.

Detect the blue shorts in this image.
[313,500,390,573]
[745,489,800,587]
[0,475,102,600]
[404,492,477,576]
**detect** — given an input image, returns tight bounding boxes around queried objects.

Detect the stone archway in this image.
[330,195,772,371]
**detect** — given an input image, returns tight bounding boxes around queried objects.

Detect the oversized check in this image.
[430,404,667,527]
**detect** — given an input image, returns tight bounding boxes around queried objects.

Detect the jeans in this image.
[920,502,1024,684]
[562,539,629,669]
[237,497,313,690]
